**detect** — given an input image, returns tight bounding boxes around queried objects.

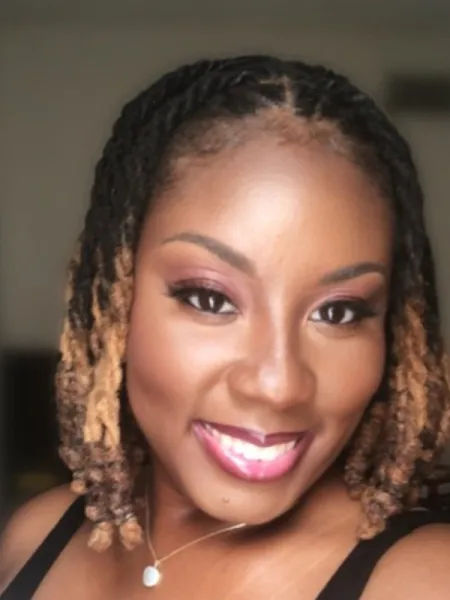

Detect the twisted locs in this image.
[56,55,450,550]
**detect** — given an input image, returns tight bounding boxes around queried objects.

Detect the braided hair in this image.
[56,55,450,551]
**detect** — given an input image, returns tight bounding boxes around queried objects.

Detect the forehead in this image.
[142,136,393,276]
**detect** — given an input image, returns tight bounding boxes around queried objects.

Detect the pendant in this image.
[143,565,162,588]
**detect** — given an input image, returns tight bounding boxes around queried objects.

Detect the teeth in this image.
[219,433,233,449]
[242,443,261,460]
[206,427,297,462]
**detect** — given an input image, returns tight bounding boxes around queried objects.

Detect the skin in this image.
[1,132,450,600]
[127,134,391,528]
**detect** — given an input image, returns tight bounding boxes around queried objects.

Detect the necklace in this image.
[142,482,247,588]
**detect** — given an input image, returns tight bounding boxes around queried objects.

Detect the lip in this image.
[198,421,302,447]
[193,421,314,483]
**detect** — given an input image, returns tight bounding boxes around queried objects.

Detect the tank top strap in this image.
[0,496,85,600]
[316,509,450,600]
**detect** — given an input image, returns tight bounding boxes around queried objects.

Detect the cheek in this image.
[313,331,386,423]
[124,287,236,428]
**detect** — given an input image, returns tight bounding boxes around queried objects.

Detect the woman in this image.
[1,54,450,599]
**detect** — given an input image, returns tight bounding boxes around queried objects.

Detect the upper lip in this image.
[197,420,305,447]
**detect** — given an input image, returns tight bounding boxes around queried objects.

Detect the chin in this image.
[177,471,312,527]
[195,492,297,526]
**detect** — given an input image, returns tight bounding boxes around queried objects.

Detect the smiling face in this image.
[125,132,393,525]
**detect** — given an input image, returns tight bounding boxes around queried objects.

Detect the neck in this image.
[146,460,229,531]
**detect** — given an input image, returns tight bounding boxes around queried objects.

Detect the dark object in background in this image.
[1,349,70,519]
[386,73,450,114]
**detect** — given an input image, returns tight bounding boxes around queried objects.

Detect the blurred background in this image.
[0,1,449,525]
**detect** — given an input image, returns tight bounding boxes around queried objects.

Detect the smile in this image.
[193,421,313,482]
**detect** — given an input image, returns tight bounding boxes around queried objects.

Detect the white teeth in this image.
[206,426,297,462]
[219,433,233,449]
[242,443,260,460]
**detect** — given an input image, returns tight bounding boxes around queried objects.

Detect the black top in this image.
[1,499,449,600]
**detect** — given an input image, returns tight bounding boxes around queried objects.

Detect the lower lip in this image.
[193,423,313,483]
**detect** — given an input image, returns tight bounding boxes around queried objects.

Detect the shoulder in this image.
[0,485,78,592]
[364,518,450,600]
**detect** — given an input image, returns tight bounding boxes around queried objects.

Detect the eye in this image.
[168,283,237,315]
[309,299,376,326]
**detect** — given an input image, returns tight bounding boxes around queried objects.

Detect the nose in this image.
[226,322,315,411]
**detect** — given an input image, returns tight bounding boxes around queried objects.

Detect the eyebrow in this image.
[160,232,256,277]
[160,231,387,284]
[319,262,387,284]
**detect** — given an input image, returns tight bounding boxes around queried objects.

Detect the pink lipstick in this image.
[193,421,313,482]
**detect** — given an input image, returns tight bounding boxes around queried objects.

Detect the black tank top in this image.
[1,499,449,600]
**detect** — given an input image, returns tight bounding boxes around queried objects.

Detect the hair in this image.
[55,55,450,551]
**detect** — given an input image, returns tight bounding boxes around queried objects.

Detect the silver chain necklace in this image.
[142,482,247,588]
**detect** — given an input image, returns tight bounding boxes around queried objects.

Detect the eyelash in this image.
[309,298,377,326]
[167,280,238,315]
[167,280,377,326]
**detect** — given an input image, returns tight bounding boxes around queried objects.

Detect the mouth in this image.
[192,420,313,483]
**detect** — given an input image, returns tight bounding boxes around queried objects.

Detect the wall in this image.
[1,22,449,348]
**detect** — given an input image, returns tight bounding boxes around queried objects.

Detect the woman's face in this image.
[126,133,393,525]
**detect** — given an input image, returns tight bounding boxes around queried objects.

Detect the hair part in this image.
[56,55,450,550]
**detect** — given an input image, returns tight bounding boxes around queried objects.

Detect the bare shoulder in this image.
[0,485,78,592]
[363,521,450,600]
